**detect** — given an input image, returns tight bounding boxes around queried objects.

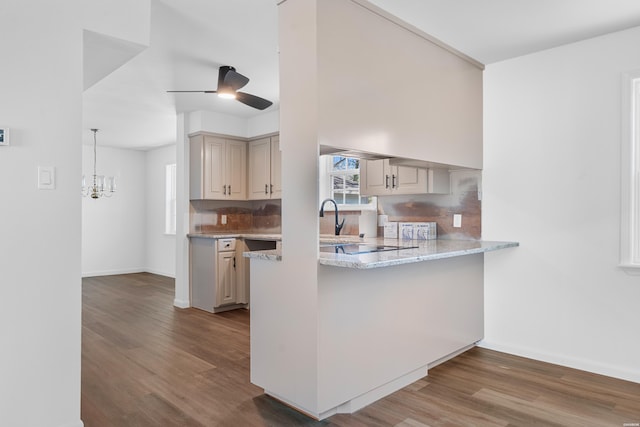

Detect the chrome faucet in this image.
[319,198,345,236]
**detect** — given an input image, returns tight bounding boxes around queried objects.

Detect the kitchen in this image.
[2,1,640,426]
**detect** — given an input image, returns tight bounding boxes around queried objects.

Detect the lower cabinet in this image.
[190,237,247,313]
[216,251,237,306]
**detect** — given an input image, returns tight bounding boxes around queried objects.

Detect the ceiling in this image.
[82,0,640,150]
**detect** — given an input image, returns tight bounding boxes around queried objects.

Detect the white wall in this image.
[250,0,321,414]
[0,2,83,427]
[146,144,177,277]
[82,143,177,278]
[317,0,483,169]
[82,145,146,276]
[247,110,280,137]
[189,110,247,137]
[188,109,279,138]
[483,26,640,383]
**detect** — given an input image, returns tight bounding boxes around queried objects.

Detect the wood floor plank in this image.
[81,273,640,427]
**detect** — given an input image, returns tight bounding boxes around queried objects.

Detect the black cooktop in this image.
[319,243,418,255]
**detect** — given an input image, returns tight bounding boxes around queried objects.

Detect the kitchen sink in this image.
[319,243,418,255]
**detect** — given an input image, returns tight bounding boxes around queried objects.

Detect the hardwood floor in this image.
[82,273,640,426]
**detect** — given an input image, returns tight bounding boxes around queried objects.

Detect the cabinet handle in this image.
[385,174,390,189]
[265,184,268,194]
[228,185,231,194]
[392,174,397,189]
[270,184,273,194]
[233,257,236,269]
[223,185,227,195]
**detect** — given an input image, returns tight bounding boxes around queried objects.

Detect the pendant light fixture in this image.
[82,128,116,198]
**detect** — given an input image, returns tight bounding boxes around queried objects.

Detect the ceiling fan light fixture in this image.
[167,65,272,110]
[217,90,236,100]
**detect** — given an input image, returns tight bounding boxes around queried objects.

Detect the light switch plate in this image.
[38,166,55,190]
[0,128,9,146]
[221,214,227,225]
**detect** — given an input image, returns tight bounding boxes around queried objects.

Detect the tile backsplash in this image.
[190,171,481,240]
[376,190,480,240]
[191,199,281,234]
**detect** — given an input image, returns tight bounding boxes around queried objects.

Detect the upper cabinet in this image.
[248,135,281,200]
[360,159,450,196]
[360,159,426,195]
[190,134,246,200]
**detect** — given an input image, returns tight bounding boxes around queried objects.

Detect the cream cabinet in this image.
[247,135,281,199]
[360,159,427,195]
[216,251,237,306]
[190,237,247,313]
[190,134,246,200]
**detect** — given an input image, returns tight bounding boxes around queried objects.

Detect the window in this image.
[330,155,364,204]
[165,163,177,235]
[319,155,375,209]
[621,71,640,270]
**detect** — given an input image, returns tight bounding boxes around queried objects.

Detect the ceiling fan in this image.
[167,65,273,110]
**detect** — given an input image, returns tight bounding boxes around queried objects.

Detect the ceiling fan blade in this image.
[219,66,249,91]
[236,91,273,110]
[166,90,218,93]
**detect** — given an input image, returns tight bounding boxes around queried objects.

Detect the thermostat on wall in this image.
[0,128,9,146]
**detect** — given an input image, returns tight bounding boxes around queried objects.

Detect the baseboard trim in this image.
[82,268,144,278]
[145,268,176,279]
[59,420,84,427]
[333,365,427,417]
[173,298,190,309]
[478,340,640,384]
[82,269,176,279]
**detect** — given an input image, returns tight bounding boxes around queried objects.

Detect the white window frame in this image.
[319,154,376,212]
[620,71,640,271]
[165,163,177,235]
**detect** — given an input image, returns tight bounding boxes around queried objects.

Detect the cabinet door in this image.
[203,136,226,199]
[393,165,427,194]
[247,138,271,200]
[226,140,247,200]
[270,136,282,199]
[216,252,237,306]
[360,159,390,196]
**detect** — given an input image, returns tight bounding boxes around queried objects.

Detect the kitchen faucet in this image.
[319,198,345,236]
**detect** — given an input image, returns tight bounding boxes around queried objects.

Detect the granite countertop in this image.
[188,232,282,241]
[243,237,519,269]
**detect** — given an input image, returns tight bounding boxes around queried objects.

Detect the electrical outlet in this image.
[221,214,227,225]
[453,214,462,228]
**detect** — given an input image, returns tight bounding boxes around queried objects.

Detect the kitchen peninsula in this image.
[246,238,518,418]
[247,237,518,268]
